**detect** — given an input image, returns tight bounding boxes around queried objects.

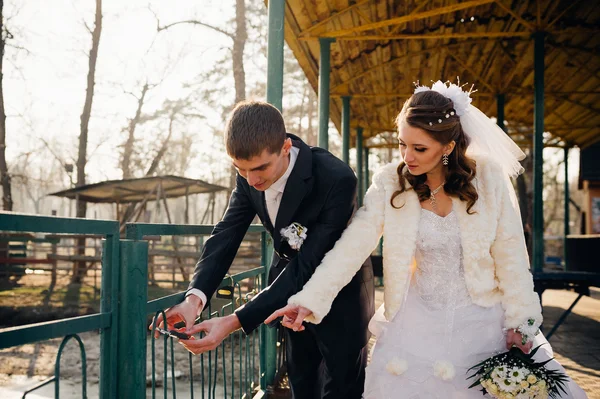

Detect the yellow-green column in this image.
[356,128,363,206]
[263,0,284,387]
[563,146,570,268]
[342,96,351,163]
[318,38,335,149]
[532,31,546,274]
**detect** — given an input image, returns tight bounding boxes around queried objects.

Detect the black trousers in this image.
[284,326,367,399]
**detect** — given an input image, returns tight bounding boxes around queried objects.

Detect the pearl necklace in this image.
[429,181,445,210]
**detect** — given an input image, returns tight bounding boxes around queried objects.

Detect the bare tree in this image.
[0,1,12,211]
[153,0,248,191]
[121,81,151,179]
[73,0,102,284]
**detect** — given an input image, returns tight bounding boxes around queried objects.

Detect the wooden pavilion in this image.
[263,0,599,274]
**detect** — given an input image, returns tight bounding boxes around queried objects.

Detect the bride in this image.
[266,82,588,398]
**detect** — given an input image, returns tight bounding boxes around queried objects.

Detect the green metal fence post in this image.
[318,38,335,150]
[99,232,119,399]
[532,31,546,274]
[264,0,285,391]
[116,239,149,398]
[356,127,364,206]
[342,96,351,163]
[260,231,276,389]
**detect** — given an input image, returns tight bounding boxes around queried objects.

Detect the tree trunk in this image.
[228,0,248,192]
[121,82,149,179]
[0,2,13,211]
[72,0,102,284]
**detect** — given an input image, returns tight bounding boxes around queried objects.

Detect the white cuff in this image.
[186,289,207,315]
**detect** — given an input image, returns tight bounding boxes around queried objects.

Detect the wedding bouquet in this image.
[467,345,568,399]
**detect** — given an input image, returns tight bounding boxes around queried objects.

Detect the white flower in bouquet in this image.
[467,345,568,399]
[509,367,527,383]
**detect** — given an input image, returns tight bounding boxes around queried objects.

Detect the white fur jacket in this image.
[288,157,542,331]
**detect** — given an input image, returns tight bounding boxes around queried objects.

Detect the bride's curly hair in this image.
[390,90,478,213]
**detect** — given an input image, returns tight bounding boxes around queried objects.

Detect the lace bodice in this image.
[413,209,473,310]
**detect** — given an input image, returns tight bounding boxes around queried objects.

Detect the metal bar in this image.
[564,146,570,268]
[342,96,351,164]
[0,313,110,349]
[532,31,545,274]
[497,94,506,133]
[546,293,583,339]
[21,376,56,398]
[266,0,285,111]
[55,334,87,399]
[116,239,149,398]
[318,38,335,149]
[356,128,364,206]
[0,212,118,234]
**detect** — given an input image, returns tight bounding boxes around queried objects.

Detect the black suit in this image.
[189,134,374,399]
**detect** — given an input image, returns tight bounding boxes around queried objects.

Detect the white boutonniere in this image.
[280,222,308,250]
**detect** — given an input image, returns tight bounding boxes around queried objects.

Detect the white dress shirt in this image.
[187,146,299,310]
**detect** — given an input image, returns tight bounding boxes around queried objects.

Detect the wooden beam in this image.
[493,0,536,31]
[547,0,584,29]
[330,92,498,98]
[555,46,600,82]
[389,0,433,35]
[331,45,445,91]
[313,0,496,38]
[301,31,532,41]
[447,52,497,93]
[299,0,373,37]
[580,131,600,148]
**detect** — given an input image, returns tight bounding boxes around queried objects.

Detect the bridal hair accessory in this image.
[280,222,308,250]
[413,79,526,178]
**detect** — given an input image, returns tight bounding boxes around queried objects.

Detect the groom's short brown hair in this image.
[225,101,287,160]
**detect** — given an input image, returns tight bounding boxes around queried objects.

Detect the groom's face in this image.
[232,138,292,191]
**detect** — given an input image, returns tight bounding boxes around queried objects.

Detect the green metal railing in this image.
[0,212,119,398]
[125,222,279,398]
[0,212,280,398]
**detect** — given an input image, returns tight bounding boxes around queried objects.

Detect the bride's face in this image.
[398,122,451,176]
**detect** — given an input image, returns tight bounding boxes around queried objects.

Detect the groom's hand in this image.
[265,304,313,332]
[150,295,202,338]
[179,314,241,355]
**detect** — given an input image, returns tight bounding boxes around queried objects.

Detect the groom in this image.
[153,101,374,399]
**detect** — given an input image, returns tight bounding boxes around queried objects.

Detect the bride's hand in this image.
[265,304,313,332]
[506,329,533,353]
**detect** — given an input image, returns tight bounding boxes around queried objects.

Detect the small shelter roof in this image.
[49,175,227,204]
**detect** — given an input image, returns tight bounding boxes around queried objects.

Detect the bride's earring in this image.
[442,153,449,165]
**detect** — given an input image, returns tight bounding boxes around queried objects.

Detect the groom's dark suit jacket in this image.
[189,134,374,354]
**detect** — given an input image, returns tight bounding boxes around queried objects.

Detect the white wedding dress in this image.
[364,209,588,399]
